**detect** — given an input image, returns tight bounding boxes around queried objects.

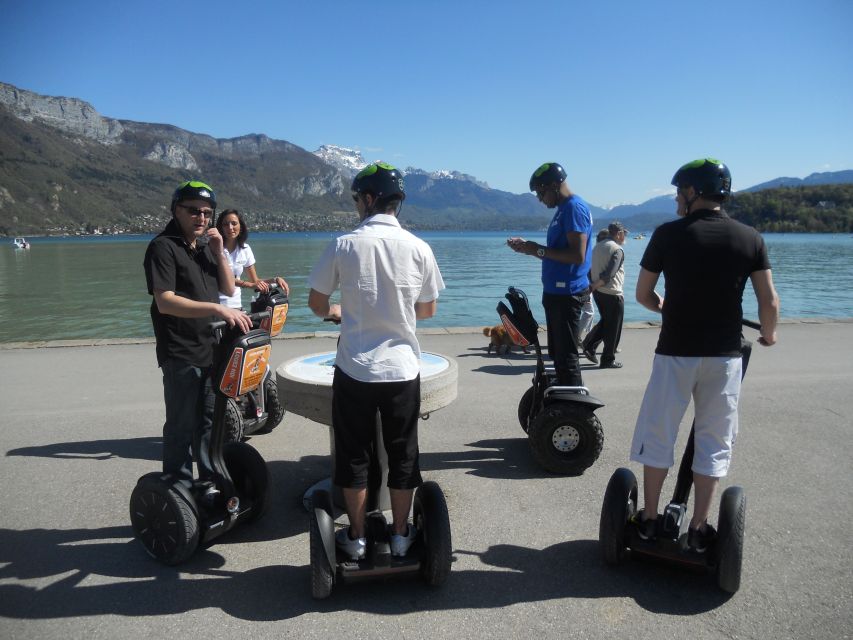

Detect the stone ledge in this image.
[2,317,850,350]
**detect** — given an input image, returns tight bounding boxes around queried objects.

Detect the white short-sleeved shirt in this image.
[220,243,256,308]
[308,214,445,382]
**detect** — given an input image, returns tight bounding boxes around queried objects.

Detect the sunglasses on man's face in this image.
[177,204,214,218]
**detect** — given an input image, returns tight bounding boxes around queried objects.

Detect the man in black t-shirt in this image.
[143,181,251,482]
[629,159,779,552]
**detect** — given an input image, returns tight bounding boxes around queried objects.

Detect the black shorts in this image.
[331,367,422,490]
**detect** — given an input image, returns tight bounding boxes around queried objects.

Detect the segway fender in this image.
[544,392,605,411]
[312,490,337,569]
[135,471,200,519]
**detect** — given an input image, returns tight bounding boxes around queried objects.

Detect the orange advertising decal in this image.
[261,303,289,337]
[219,345,271,397]
[220,348,244,397]
[238,344,271,395]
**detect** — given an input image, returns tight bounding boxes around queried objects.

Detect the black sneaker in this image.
[582,344,598,364]
[687,523,717,553]
[632,510,657,540]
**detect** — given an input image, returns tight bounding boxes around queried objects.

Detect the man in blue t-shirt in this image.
[508,162,593,385]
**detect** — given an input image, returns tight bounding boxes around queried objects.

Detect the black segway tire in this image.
[528,403,604,474]
[224,397,244,443]
[716,485,746,593]
[517,386,535,433]
[309,490,335,599]
[256,376,285,434]
[599,467,638,566]
[130,475,199,565]
[414,481,452,586]
[223,442,270,522]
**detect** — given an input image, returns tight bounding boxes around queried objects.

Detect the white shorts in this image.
[630,354,742,477]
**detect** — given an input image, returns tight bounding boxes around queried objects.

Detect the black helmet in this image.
[671,158,732,198]
[171,180,217,213]
[529,162,567,191]
[351,162,406,202]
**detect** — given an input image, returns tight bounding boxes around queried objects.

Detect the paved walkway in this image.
[1,320,851,639]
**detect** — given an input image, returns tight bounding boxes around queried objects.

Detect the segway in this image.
[129,310,279,565]
[497,286,604,474]
[310,479,452,599]
[598,319,761,593]
[308,317,452,598]
[223,284,289,442]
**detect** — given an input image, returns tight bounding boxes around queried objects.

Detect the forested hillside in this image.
[729,184,853,232]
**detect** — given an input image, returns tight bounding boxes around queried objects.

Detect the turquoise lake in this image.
[1,231,851,344]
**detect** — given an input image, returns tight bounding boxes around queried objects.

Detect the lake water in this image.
[1,231,851,344]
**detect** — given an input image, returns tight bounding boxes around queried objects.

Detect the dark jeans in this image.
[542,290,589,386]
[161,358,215,482]
[585,291,624,365]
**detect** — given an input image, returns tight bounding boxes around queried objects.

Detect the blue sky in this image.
[1,0,851,206]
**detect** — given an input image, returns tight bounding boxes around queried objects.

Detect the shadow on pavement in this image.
[0,532,729,621]
[421,438,550,480]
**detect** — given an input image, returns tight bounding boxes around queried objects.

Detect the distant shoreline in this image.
[2,317,850,350]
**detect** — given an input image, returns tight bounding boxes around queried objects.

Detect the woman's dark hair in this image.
[216,209,249,248]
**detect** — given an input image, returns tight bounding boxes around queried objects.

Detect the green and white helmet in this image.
[671,158,732,198]
[529,162,567,191]
[171,180,217,213]
[351,162,406,202]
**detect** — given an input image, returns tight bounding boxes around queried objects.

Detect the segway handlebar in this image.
[742,319,761,331]
[209,309,270,333]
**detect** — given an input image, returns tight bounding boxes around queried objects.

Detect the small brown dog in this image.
[483,325,529,355]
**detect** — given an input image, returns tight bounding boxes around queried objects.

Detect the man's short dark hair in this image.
[608,221,626,236]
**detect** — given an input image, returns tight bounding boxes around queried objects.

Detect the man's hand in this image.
[757,332,777,347]
[507,237,537,255]
[218,305,252,333]
[324,303,342,324]
[206,227,224,254]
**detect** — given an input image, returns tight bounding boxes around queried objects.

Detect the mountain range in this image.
[1,81,851,236]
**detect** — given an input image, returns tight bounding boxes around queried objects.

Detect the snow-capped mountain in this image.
[313,145,490,188]
[312,144,367,176]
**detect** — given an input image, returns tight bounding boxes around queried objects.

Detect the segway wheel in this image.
[224,397,244,443]
[527,403,604,474]
[256,375,285,434]
[599,468,638,566]
[223,442,270,522]
[129,475,199,565]
[517,386,535,433]
[309,490,335,599]
[716,485,746,593]
[413,481,452,586]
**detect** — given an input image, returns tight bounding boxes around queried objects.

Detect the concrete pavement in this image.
[0,320,851,639]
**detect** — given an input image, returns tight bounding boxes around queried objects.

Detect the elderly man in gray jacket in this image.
[582,221,627,368]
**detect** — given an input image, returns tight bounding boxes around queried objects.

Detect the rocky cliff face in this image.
[0,81,555,235]
[0,81,342,191]
[0,82,125,144]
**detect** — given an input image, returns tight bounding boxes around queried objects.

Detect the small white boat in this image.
[13,237,31,249]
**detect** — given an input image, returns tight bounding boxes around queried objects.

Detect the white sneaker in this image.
[390,523,417,557]
[335,527,366,560]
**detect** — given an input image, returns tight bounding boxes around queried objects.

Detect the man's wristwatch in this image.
[536,246,546,258]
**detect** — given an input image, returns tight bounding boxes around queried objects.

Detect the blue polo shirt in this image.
[542,194,593,295]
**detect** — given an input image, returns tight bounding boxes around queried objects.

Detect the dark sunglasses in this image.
[177,204,214,218]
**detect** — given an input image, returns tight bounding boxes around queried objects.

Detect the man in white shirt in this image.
[307,162,445,560]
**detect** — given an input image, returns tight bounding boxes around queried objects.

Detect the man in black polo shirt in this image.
[629,159,779,552]
[143,181,251,482]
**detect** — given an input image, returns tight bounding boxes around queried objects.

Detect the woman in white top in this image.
[216,209,289,309]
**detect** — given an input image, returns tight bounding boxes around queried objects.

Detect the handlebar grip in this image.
[742,319,761,331]
[209,310,270,333]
